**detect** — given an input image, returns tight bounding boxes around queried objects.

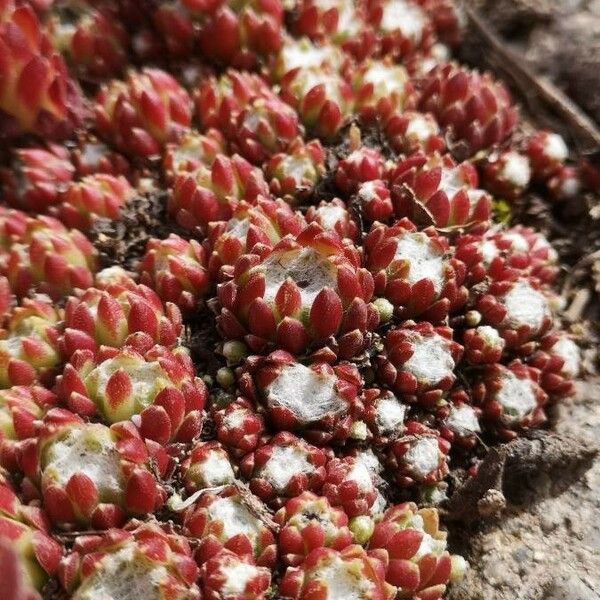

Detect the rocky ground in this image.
[444,3,600,598]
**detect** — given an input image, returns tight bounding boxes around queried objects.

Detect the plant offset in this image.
[0,0,595,599]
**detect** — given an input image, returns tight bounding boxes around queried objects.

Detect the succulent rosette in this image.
[481,151,531,201]
[182,484,277,566]
[472,361,548,440]
[70,138,130,178]
[280,66,354,140]
[169,153,270,232]
[196,69,270,132]
[0,297,61,389]
[151,1,197,59]
[0,206,28,250]
[181,440,236,492]
[57,344,207,444]
[212,396,265,457]
[362,388,407,446]
[389,154,493,228]
[94,67,193,158]
[462,325,506,365]
[239,431,330,508]
[377,322,463,406]
[197,0,284,69]
[305,198,359,242]
[0,385,57,470]
[526,130,569,182]
[365,219,467,322]
[546,165,582,201]
[270,36,344,83]
[217,222,379,359]
[201,548,272,600]
[384,110,446,156]
[280,544,395,600]
[19,409,168,528]
[1,144,75,213]
[239,350,363,445]
[335,146,385,197]
[162,129,226,182]
[59,524,200,599]
[529,332,580,399]
[61,281,183,357]
[49,5,129,79]
[385,421,451,487]
[139,234,211,313]
[474,277,554,353]
[230,93,300,165]
[436,392,482,449]
[419,63,518,156]
[0,470,62,595]
[275,491,354,567]
[455,226,559,286]
[352,59,415,122]
[4,216,97,300]
[207,196,306,280]
[322,455,377,517]
[265,137,326,201]
[0,0,83,140]
[54,173,133,231]
[367,502,466,598]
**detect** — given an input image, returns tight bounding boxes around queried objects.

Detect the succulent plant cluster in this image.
[0,0,593,599]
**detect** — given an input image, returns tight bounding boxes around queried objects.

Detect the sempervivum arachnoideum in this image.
[388,153,492,229]
[472,361,548,440]
[239,431,330,508]
[355,179,394,224]
[280,66,354,141]
[377,322,463,407]
[57,345,207,444]
[474,277,554,354]
[4,215,98,300]
[419,63,518,157]
[367,0,435,60]
[384,110,446,156]
[322,455,378,517]
[59,524,200,599]
[455,226,559,287]
[217,222,379,359]
[351,59,414,123]
[385,421,450,488]
[60,281,182,357]
[94,67,193,158]
[19,409,168,528]
[481,151,531,201]
[280,544,396,600]
[201,548,272,600]
[70,137,130,178]
[275,491,354,567]
[197,0,284,70]
[0,0,83,140]
[367,502,467,599]
[529,332,579,399]
[265,137,326,202]
[305,198,359,243]
[462,325,506,365]
[0,386,58,470]
[1,144,75,213]
[365,218,467,322]
[0,297,61,389]
[362,388,407,447]
[182,484,277,566]
[162,129,226,183]
[526,130,569,182]
[239,350,363,445]
[139,234,211,314]
[53,173,133,231]
[168,153,270,232]
[436,391,482,450]
[335,143,385,197]
[212,396,266,458]
[180,440,236,493]
[0,207,28,250]
[206,197,306,280]
[0,469,62,595]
